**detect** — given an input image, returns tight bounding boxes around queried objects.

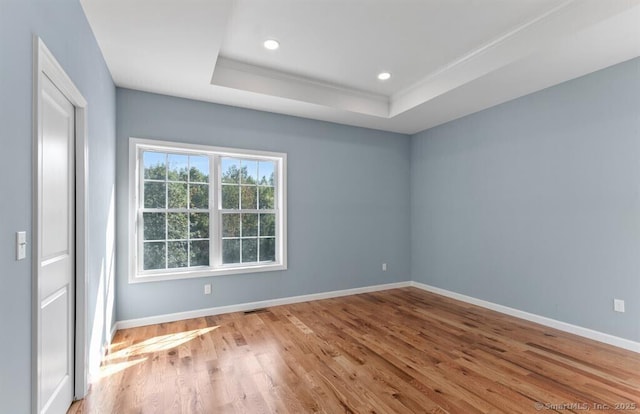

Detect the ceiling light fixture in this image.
[377,72,391,81]
[263,39,280,50]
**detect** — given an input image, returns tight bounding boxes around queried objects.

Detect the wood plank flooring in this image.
[69,287,640,413]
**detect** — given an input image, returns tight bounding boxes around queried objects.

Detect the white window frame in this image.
[128,137,287,283]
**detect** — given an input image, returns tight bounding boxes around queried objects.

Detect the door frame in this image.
[32,37,89,411]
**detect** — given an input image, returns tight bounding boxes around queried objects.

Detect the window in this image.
[129,138,287,282]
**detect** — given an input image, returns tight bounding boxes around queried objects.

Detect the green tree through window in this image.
[220,158,276,265]
[142,152,210,270]
[134,142,285,280]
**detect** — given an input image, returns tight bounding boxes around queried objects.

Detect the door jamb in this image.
[32,37,89,412]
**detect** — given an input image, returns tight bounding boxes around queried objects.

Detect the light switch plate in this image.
[16,231,27,260]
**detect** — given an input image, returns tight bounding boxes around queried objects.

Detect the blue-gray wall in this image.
[0,0,116,411]
[2,3,636,410]
[411,57,640,342]
[116,89,411,321]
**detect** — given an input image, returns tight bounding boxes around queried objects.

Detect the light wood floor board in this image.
[69,287,640,413]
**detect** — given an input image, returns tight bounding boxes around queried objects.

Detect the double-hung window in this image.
[129,138,287,282]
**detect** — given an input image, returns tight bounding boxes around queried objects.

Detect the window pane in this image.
[189,156,209,183]
[241,160,258,184]
[144,242,165,270]
[242,214,258,237]
[167,154,188,181]
[222,239,240,264]
[190,240,209,266]
[259,214,275,237]
[168,182,188,209]
[242,238,257,263]
[259,238,275,262]
[221,158,240,184]
[167,213,188,240]
[258,161,275,186]
[190,213,209,239]
[137,144,283,278]
[143,152,166,180]
[222,185,239,209]
[144,182,165,208]
[241,186,257,209]
[190,184,209,209]
[167,241,188,268]
[258,186,274,209]
[143,213,166,240]
[222,214,240,237]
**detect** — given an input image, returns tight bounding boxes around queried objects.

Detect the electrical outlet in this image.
[204,284,212,295]
[382,263,387,272]
[613,299,625,313]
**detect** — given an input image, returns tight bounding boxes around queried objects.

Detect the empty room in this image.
[2,0,640,413]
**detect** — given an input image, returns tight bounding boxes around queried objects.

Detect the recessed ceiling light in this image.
[263,39,280,50]
[377,72,391,81]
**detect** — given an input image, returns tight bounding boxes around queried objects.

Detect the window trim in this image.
[128,137,287,283]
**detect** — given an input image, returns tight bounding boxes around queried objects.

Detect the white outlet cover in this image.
[204,284,212,295]
[613,299,625,313]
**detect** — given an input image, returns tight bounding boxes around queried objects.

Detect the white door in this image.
[37,74,75,414]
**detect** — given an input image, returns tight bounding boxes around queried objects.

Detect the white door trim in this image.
[32,37,89,411]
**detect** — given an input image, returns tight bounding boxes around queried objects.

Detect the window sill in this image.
[129,263,287,284]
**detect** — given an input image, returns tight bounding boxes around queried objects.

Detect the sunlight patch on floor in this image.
[106,326,219,361]
[95,357,147,379]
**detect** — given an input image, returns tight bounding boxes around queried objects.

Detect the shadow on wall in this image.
[89,186,116,380]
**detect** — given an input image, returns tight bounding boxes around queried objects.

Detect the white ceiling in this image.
[81,0,640,134]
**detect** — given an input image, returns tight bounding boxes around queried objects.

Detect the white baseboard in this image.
[113,279,639,354]
[90,329,118,385]
[115,281,412,330]
[410,281,640,354]
[109,323,117,343]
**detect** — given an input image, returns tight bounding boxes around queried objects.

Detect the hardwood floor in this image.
[69,287,640,413]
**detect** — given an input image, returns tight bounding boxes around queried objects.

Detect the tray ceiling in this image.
[81,0,640,134]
